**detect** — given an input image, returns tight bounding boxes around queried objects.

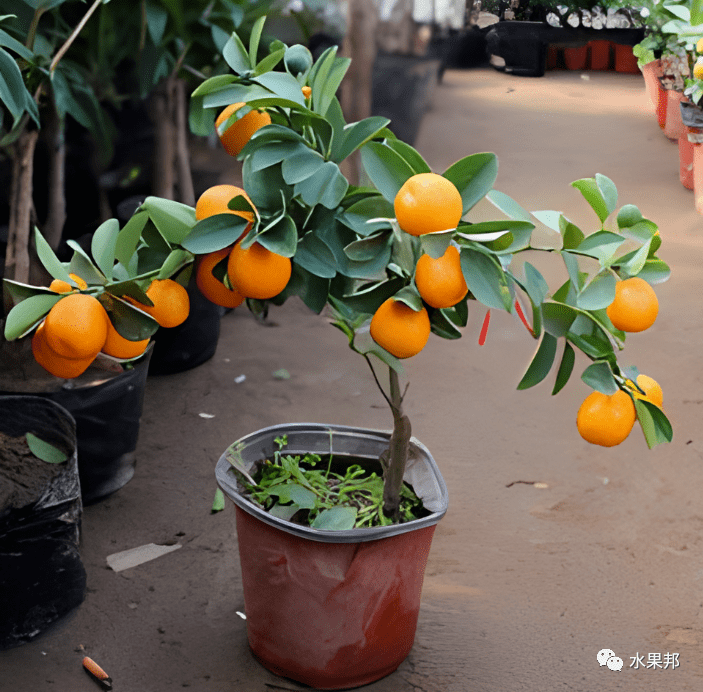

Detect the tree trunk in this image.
[148,78,176,200]
[6,130,39,284]
[377,0,414,55]
[174,78,195,206]
[340,0,378,185]
[42,97,67,251]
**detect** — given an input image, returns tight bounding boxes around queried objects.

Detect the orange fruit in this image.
[394,173,463,236]
[215,103,271,157]
[694,56,703,79]
[606,277,659,333]
[49,273,88,293]
[302,85,312,99]
[102,318,150,359]
[43,293,109,360]
[576,389,636,447]
[196,247,245,308]
[195,184,255,226]
[32,322,95,379]
[414,245,468,308]
[631,374,663,408]
[369,297,431,359]
[227,242,291,300]
[128,279,190,329]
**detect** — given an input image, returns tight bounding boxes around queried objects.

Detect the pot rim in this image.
[215,422,449,543]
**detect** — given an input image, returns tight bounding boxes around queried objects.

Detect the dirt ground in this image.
[2,66,703,692]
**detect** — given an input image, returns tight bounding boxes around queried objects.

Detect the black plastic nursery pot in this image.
[0,346,152,504]
[215,423,449,690]
[0,396,86,649]
[486,21,548,77]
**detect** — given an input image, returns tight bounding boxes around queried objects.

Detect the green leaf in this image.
[692,0,703,25]
[360,141,415,203]
[277,263,330,313]
[634,259,671,284]
[283,44,313,77]
[316,56,351,116]
[26,433,68,464]
[617,204,643,229]
[517,333,558,390]
[102,280,152,306]
[581,362,618,395]
[115,211,148,268]
[157,249,191,280]
[145,0,168,46]
[622,240,651,277]
[523,262,549,306]
[253,47,286,76]
[248,141,302,172]
[191,75,238,98]
[223,31,251,74]
[576,272,616,311]
[242,159,291,212]
[0,27,33,61]
[460,248,512,311]
[142,197,197,245]
[248,15,265,65]
[270,483,316,509]
[310,46,339,114]
[429,305,464,339]
[552,342,575,395]
[281,147,326,184]
[341,196,395,237]
[181,214,250,254]
[542,302,578,338]
[383,138,431,174]
[575,231,626,263]
[254,71,306,106]
[253,215,298,257]
[571,177,611,224]
[91,219,119,281]
[67,241,106,285]
[344,231,391,261]
[211,488,225,513]
[335,117,391,163]
[311,505,358,530]
[393,285,424,311]
[294,232,337,278]
[100,294,160,340]
[559,215,585,250]
[442,153,498,213]
[294,161,349,210]
[664,4,690,21]
[340,278,405,315]
[635,399,673,448]
[269,503,300,521]
[485,189,532,222]
[34,227,71,281]
[4,293,61,340]
[595,174,618,216]
[419,231,453,259]
[0,47,32,127]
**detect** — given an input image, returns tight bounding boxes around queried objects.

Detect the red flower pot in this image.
[588,40,611,71]
[614,44,640,74]
[664,91,686,141]
[563,44,589,71]
[679,131,694,190]
[693,134,703,214]
[656,83,668,130]
[546,45,559,70]
[640,59,662,110]
[216,423,449,690]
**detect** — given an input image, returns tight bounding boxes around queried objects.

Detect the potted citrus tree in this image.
[2,16,674,690]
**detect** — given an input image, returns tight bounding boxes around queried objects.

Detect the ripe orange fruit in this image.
[43,293,109,360]
[394,173,463,236]
[227,242,292,300]
[302,85,312,99]
[576,389,636,447]
[196,247,245,308]
[414,245,468,308]
[102,318,150,359]
[370,297,431,359]
[128,279,190,329]
[49,273,88,293]
[32,322,95,379]
[630,374,663,408]
[606,277,659,333]
[694,56,703,79]
[195,184,255,226]
[215,103,271,157]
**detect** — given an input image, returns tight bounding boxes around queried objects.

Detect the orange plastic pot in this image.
[656,83,668,130]
[563,45,588,71]
[664,91,686,141]
[588,40,611,71]
[614,43,639,73]
[216,423,449,690]
[679,131,694,190]
[640,59,662,110]
[694,140,703,214]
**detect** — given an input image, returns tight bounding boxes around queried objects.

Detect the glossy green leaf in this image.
[692,0,703,25]
[242,159,291,212]
[145,0,168,46]
[341,278,405,315]
[560,250,582,291]
[4,293,61,340]
[248,15,266,65]
[485,189,532,222]
[429,305,464,339]
[559,216,585,250]
[622,240,652,277]
[34,227,71,281]
[531,210,562,232]
[142,197,197,245]
[581,362,618,395]
[253,215,297,258]
[383,138,431,174]
[0,27,33,61]
[634,258,671,284]
[26,433,68,464]
[254,47,286,76]
[223,31,251,74]
[255,71,306,106]
[294,161,348,209]
[460,248,512,311]
[319,57,351,117]
[312,505,358,530]
[344,231,391,261]
[517,333,558,390]
[191,75,238,98]
[102,280,152,306]
[595,174,618,215]
[542,302,578,338]
[574,231,625,262]
[332,116,390,163]
[341,196,395,237]
[571,177,610,224]
[617,204,643,229]
[203,84,271,109]
[91,219,119,281]
[100,294,160,340]
[0,47,32,127]
[552,341,575,395]
[281,147,326,184]
[211,488,225,513]
[294,232,337,278]
[576,272,616,311]
[635,399,673,449]
[360,141,415,203]
[393,285,423,311]
[283,44,313,77]
[443,153,498,213]
[157,249,191,280]
[248,141,303,173]
[67,241,106,285]
[277,263,330,314]
[523,262,549,306]
[419,231,454,259]
[115,211,148,268]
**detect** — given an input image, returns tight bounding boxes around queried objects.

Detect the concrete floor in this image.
[2,67,703,692]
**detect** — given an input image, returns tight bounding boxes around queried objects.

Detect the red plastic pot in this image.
[664,91,686,141]
[640,59,662,110]
[694,138,703,214]
[216,423,449,690]
[563,45,588,71]
[546,45,559,70]
[614,44,639,74]
[656,83,668,130]
[679,131,694,190]
[588,40,611,71]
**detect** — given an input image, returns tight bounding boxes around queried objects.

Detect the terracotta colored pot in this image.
[546,45,559,70]
[664,91,686,141]
[694,138,703,214]
[614,43,640,74]
[588,40,611,71]
[216,423,449,690]
[656,83,668,130]
[679,132,694,190]
[640,59,662,110]
[563,44,589,71]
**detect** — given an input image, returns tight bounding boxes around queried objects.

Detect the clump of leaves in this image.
[227,436,424,530]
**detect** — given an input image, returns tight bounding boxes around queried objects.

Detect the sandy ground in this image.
[2,67,703,692]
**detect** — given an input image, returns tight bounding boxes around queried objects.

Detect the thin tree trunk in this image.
[174,78,195,205]
[42,97,67,251]
[148,78,176,200]
[6,129,39,284]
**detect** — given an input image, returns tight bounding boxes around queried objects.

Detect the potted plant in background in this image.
[2,16,675,689]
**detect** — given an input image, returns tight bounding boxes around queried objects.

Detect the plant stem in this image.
[50,0,104,73]
[382,366,411,521]
[26,9,45,51]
